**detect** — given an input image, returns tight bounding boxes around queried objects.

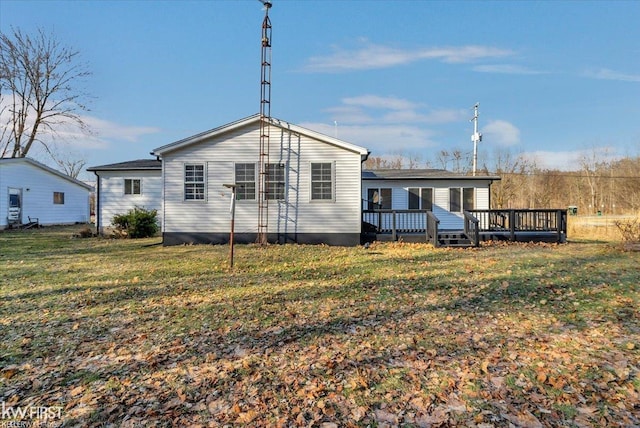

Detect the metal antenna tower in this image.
[470,103,482,176]
[257,0,272,245]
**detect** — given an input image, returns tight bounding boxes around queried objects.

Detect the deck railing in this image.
[469,209,567,242]
[463,211,480,247]
[362,209,432,241]
[426,211,440,247]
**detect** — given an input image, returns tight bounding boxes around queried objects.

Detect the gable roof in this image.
[363,169,501,181]
[87,159,162,172]
[152,114,370,159]
[0,157,93,190]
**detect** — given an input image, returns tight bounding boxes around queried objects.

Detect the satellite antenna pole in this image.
[470,102,482,176]
[257,0,272,245]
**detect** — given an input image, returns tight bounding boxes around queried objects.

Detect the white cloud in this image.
[301,41,513,73]
[300,121,437,153]
[482,120,521,146]
[583,68,640,82]
[83,116,160,142]
[343,95,420,111]
[472,64,547,75]
[521,147,621,171]
[326,95,467,126]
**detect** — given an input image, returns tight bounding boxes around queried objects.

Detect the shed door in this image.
[8,187,22,224]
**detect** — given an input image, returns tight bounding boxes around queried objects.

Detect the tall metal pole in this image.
[257,1,272,245]
[471,103,482,176]
[224,184,237,268]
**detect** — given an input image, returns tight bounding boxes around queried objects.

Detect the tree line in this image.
[365,150,640,215]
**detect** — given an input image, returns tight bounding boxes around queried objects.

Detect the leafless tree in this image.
[0,27,91,160]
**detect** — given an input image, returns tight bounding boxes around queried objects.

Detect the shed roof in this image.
[152,114,369,159]
[87,159,162,172]
[362,169,501,181]
[0,157,93,190]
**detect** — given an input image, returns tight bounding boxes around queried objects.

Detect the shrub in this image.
[112,207,158,238]
[614,218,640,243]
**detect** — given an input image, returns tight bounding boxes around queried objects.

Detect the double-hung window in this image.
[184,164,205,200]
[367,188,392,210]
[265,163,285,200]
[449,187,474,212]
[310,162,334,201]
[124,179,141,195]
[408,188,433,211]
[235,163,256,200]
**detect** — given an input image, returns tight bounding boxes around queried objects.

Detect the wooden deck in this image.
[362,209,568,247]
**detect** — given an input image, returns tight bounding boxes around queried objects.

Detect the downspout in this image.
[93,171,101,235]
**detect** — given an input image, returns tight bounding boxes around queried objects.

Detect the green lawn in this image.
[1,226,638,427]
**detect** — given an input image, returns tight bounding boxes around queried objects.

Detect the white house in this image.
[0,157,92,229]
[88,115,504,246]
[86,159,162,234]
[151,115,369,246]
[362,169,499,230]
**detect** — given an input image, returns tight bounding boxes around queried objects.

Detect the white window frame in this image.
[265,162,286,200]
[235,162,257,201]
[408,187,433,211]
[449,187,475,212]
[184,164,206,201]
[124,178,142,196]
[367,187,392,210]
[310,162,335,202]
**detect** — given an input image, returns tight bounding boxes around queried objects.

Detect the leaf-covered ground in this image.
[1,226,638,427]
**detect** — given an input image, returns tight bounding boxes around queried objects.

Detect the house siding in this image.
[0,159,90,228]
[161,121,363,245]
[362,178,493,230]
[95,170,162,233]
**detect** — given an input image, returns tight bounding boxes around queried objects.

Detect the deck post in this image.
[425,211,429,242]
[392,211,397,241]
[509,210,516,242]
[556,209,562,242]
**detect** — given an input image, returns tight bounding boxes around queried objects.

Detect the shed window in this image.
[53,192,65,205]
[235,163,256,200]
[265,163,285,200]
[124,179,141,195]
[408,188,433,211]
[184,164,205,200]
[367,188,392,210]
[311,163,334,201]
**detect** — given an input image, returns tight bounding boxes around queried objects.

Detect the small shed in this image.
[0,157,92,229]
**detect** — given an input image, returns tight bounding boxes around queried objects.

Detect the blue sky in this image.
[2,0,639,178]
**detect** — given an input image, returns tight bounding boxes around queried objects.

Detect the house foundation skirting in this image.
[162,232,361,247]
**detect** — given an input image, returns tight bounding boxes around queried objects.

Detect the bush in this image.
[112,207,158,238]
[614,218,640,243]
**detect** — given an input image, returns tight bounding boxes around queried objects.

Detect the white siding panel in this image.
[97,170,162,231]
[163,122,363,236]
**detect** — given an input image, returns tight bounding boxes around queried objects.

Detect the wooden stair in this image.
[437,232,473,247]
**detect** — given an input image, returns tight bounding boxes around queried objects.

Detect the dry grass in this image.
[0,225,639,426]
[567,215,639,242]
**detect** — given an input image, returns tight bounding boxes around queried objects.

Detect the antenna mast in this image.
[470,103,482,176]
[257,0,272,245]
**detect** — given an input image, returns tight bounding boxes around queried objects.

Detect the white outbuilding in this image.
[0,157,92,229]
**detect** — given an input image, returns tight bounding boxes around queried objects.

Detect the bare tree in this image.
[0,27,91,159]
